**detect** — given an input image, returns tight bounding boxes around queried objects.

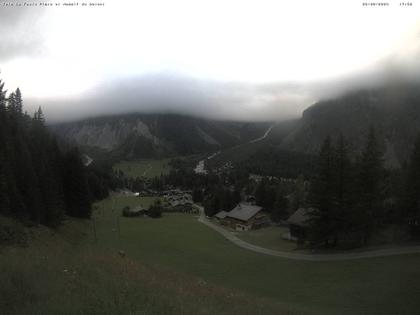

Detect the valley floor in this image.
[113,159,172,179]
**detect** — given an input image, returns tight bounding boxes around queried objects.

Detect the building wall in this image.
[222,213,268,230]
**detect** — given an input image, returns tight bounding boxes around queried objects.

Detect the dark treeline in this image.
[86,159,123,201]
[254,176,306,222]
[0,79,97,227]
[236,147,317,179]
[308,128,420,247]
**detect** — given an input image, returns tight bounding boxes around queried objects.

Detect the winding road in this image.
[195,206,420,261]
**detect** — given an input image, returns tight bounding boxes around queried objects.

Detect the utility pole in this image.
[117,215,121,248]
[92,217,97,243]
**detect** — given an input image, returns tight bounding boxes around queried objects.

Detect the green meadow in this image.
[1,195,420,314]
[113,159,172,179]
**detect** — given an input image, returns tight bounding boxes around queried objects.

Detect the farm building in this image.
[216,203,268,231]
[214,211,228,224]
[286,208,313,242]
[245,195,256,205]
[162,191,198,214]
[164,193,193,208]
[122,206,148,217]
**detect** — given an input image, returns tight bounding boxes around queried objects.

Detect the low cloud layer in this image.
[29,59,420,123]
[0,5,46,61]
[1,1,420,122]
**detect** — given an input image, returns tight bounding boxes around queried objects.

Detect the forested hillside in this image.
[0,79,93,226]
[280,83,420,167]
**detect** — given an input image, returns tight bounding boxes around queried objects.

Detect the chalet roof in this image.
[287,208,313,227]
[170,200,181,207]
[226,203,263,222]
[215,211,228,219]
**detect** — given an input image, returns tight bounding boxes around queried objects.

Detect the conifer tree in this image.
[272,187,289,222]
[308,136,336,245]
[14,88,23,114]
[0,154,11,214]
[332,134,353,241]
[7,92,16,113]
[0,77,93,226]
[357,127,384,243]
[62,148,92,218]
[404,134,420,236]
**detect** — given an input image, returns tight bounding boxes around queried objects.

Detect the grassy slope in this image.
[113,159,171,179]
[92,196,420,315]
[2,196,420,314]
[0,215,299,315]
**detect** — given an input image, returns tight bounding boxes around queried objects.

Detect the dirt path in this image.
[195,205,420,261]
[142,164,152,176]
[249,124,275,143]
[83,154,93,166]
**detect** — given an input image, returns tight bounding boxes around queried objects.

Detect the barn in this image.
[214,211,228,224]
[286,208,313,242]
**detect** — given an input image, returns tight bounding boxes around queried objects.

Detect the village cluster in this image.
[119,183,309,244]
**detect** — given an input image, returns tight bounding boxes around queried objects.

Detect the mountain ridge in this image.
[51,113,272,159]
[51,83,420,167]
[277,83,420,166]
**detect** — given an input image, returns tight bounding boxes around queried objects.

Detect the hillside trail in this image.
[195,205,420,261]
[194,124,275,174]
[142,164,152,176]
[249,124,275,143]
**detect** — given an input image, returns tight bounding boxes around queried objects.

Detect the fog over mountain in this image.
[1,1,420,122]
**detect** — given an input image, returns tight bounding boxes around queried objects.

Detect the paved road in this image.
[196,206,420,261]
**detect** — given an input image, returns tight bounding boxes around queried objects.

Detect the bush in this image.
[148,200,162,218]
[122,206,132,217]
[0,217,27,247]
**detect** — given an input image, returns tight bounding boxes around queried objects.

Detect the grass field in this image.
[0,215,288,315]
[2,195,420,314]
[113,159,171,179]
[93,195,161,214]
[91,196,420,315]
[235,226,298,252]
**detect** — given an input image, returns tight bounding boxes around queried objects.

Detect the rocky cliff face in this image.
[52,83,420,166]
[51,113,271,159]
[56,119,160,151]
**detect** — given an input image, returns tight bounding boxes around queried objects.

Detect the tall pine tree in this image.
[404,134,420,237]
[308,136,337,246]
[357,127,384,244]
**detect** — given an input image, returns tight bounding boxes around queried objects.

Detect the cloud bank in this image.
[0,1,419,122]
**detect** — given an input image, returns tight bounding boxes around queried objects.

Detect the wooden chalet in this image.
[216,203,268,231]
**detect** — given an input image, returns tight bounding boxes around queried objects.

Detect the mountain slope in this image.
[208,83,420,174]
[52,83,420,167]
[51,113,271,159]
[278,83,420,167]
